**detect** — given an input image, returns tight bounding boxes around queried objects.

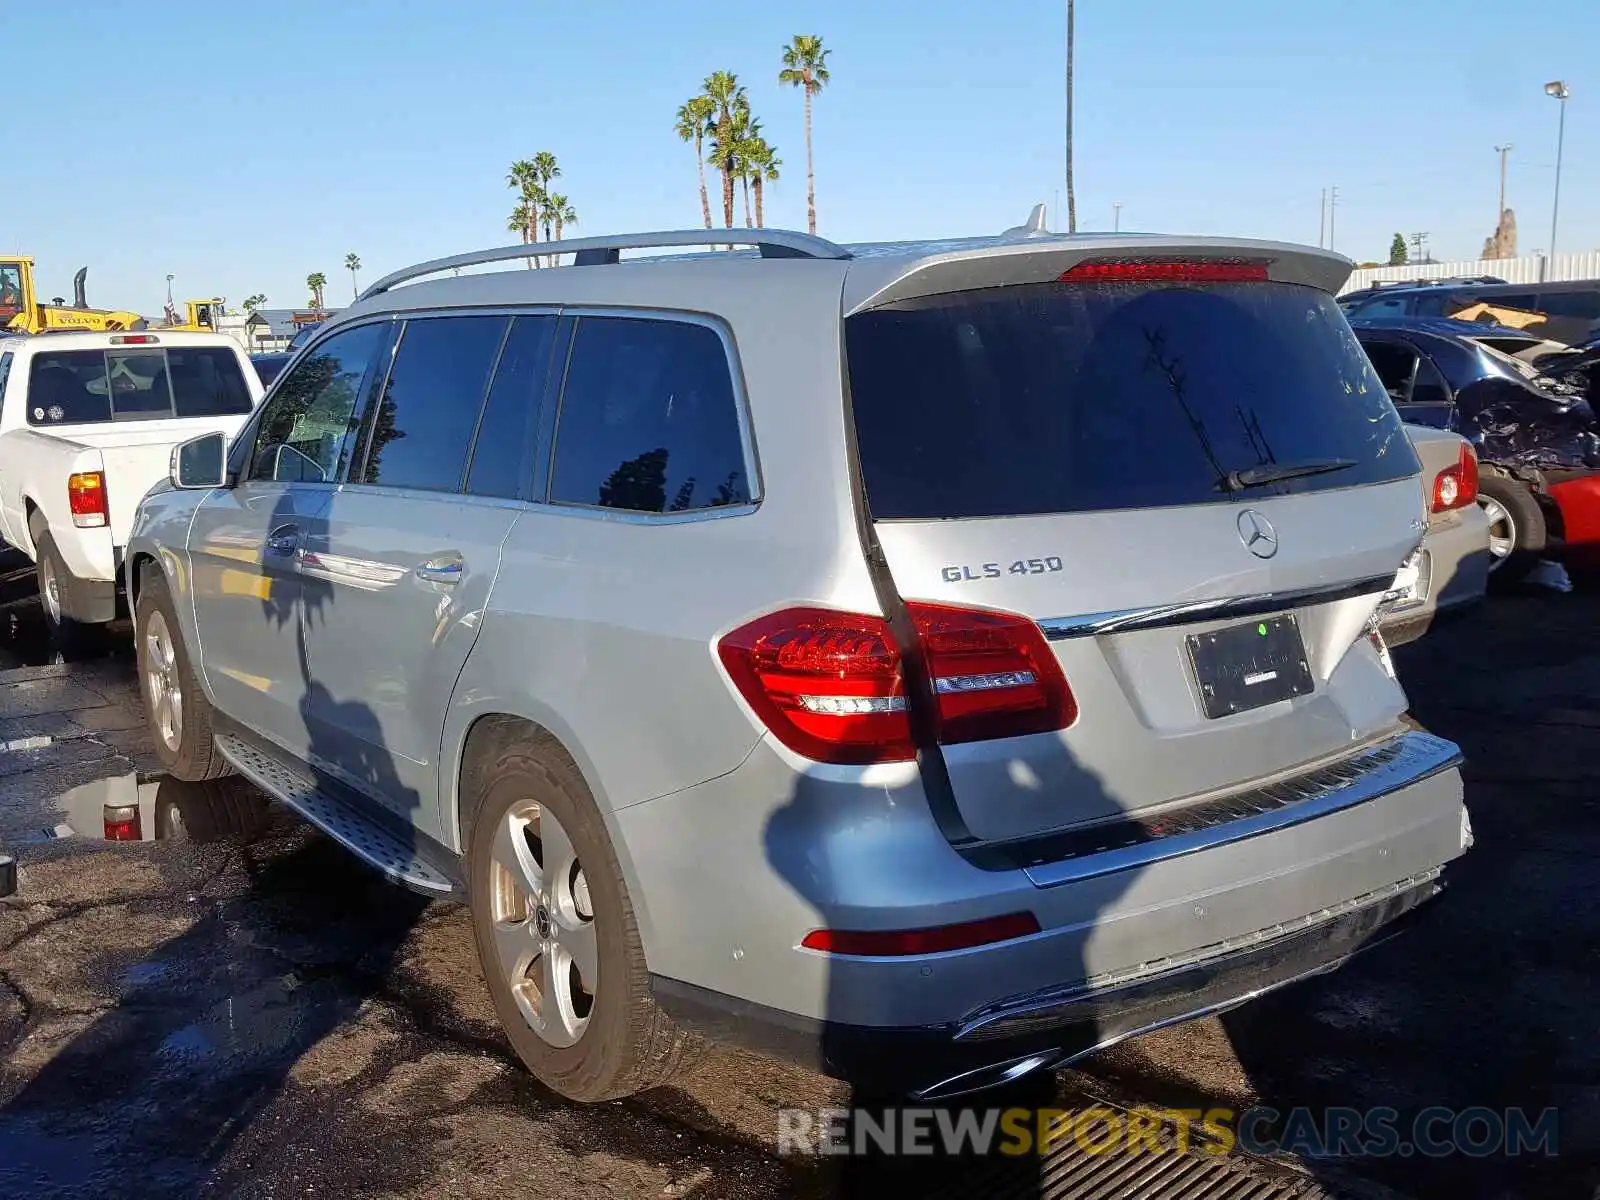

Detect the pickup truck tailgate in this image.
[60,421,246,544]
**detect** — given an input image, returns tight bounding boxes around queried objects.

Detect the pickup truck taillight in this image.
[1432,444,1480,513]
[67,471,109,528]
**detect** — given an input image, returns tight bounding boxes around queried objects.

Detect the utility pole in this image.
[1493,143,1513,219]
[1113,202,1122,232]
[1327,186,1338,251]
[1319,188,1326,248]
[1065,0,1077,232]
[1410,231,1430,264]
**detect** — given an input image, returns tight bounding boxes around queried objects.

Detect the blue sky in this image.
[4,0,1595,317]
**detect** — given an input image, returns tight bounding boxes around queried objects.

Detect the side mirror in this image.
[171,432,226,489]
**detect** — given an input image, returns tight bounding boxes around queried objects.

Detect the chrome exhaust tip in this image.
[910,1051,1058,1103]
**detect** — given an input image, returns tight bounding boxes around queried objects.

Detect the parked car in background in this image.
[250,351,293,388]
[1353,316,1600,583]
[285,322,325,354]
[0,330,262,649]
[1338,275,1507,312]
[1379,425,1490,645]
[1343,279,1600,347]
[126,226,1470,1104]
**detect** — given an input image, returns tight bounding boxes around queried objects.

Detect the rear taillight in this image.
[1431,443,1479,512]
[67,471,109,528]
[801,911,1040,956]
[103,804,141,841]
[1059,258,1271,284]
[716,602,1076,765]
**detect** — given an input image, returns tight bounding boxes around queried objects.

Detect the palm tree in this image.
[779,35,830,234]
[703,71,746,231]
[675,95,717,229]
[507,159,542,264]
[242,293,267,315]
[533,152,561,265]
[1065,0,1076,232]
[306,272,327,310]
[344,252,362,299]
[746,139,781,227]
[725,102,759,228]
[508,200,536,269]
[548,194,577,244]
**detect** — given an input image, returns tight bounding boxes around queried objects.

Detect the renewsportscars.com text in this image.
[776,1104,1559,1159]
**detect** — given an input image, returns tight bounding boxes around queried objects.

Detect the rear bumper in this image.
[654,871,1445,1098]
[621,729,1471,1087]
[1378,506,1490,646]
[55,546,122,624]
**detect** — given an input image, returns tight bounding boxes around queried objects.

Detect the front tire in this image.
[134,569,232,780]
[464,724,697,1102]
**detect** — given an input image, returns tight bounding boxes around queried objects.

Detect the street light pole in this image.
[1113,202,1121,232]
[1544,81,1569,258]
[1493,143,1513,219]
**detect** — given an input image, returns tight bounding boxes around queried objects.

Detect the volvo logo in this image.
[1236,509,1279,559]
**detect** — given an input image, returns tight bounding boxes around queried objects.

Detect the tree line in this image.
[507,32,830,262]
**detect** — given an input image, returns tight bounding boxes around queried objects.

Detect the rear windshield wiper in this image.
[1222,458,1357,491]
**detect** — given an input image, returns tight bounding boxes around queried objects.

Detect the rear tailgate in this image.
[845,243,1423,846]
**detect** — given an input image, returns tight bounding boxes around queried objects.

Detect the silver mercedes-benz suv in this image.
[126,220,1472,1103]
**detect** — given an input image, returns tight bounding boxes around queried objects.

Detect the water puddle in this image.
[13,770,283,846]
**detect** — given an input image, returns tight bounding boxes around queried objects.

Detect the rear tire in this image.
[134,568,233,781]
[464,723,698,1102]
[1478,475,1546,587]
[30,521,98,658]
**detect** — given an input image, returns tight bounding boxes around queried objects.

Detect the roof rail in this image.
[359,228,852,300]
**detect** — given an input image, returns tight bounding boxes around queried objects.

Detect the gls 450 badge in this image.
[942,556,1064,583]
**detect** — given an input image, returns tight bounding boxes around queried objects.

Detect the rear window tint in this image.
[26,346,253,425]
[846,281,1416,520]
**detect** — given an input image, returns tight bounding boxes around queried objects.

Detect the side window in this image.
[1538,291,1600,321]
[357,315,508,492]
[1409,356,1450,406]
[0,352,11,421]
[1360,341,1419,402]
[248,323,384,484]
[464,314,557,500]
[1352,297,1410,320]
[1413,293,1449,317]
[549,316,751,514]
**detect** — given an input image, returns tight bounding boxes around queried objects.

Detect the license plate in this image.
[1186,614,1315,719]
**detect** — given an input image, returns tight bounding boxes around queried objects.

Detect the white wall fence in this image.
[1340,252,1600,295]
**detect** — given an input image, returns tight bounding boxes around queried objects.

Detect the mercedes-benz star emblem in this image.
[1236,509,1279,559]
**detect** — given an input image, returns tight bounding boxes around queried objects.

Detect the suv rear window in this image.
[26,346,254,425]
[846,280,1416,520]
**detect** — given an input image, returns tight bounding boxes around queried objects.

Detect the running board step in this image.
[216,733,459,898]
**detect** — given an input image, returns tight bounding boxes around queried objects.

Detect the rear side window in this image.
[847,281,1416,520]
[465,314,558,500]
[25,346,253,425]
[357,315,508,492]
[549,316,751,513]
[0,352,12,420]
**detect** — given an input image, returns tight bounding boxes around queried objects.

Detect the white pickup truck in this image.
[0,330,262,646]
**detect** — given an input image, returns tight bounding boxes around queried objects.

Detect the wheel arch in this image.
[445,706,655,957]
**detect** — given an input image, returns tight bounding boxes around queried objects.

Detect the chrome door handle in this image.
[265,524,300,555]
[416,556,464,585]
